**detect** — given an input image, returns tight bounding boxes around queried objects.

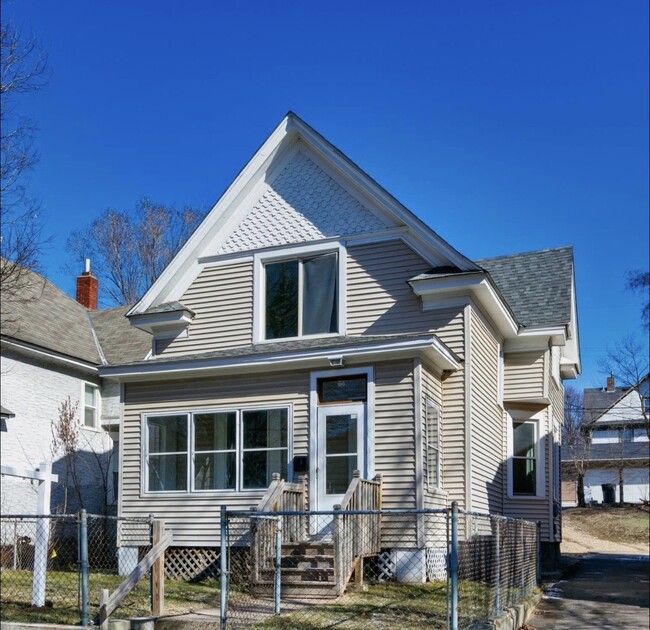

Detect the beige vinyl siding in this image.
[374,359,420,546]
[347,240,433,336]
[503,351,545,402]
[157,261,253,356]
[122,370,309,546]
[469,308,504,514]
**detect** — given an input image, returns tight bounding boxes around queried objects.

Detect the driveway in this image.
[530,554,650,629]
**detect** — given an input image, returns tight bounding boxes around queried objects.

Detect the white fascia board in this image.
[1,337,99,374]
[127,116,298,316]
[411,274,519,338]
[99,337,460,382]
[290,116,480,272]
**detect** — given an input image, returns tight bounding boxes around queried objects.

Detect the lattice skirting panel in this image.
[164,547,220,581]
[426,546,447,581]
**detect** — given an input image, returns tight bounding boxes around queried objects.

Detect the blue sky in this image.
[5,0,649,391]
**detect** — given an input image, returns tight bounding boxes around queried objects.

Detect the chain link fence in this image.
[212,504,539,630]
[0,512,151,625]
[2,505,539,628]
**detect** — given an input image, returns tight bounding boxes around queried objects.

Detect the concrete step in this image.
[260,566,335,583]
[280,554,334,569]
[252,580,339,599]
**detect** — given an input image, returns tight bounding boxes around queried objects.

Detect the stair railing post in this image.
[79,509,89,626]
[274,516,282,615]
[494,515,501,617]
[220,505,228,630]
[450,501,459,630]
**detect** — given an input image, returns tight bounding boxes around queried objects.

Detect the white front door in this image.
[316,403,365,512]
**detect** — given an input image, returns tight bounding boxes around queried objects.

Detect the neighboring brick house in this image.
[0,266,150,515]
[562,375,650,506]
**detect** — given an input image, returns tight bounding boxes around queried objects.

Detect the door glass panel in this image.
[326,414,357,454]
[326,455,357,494]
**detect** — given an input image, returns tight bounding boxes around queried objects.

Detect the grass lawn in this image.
[0,570,220,625]
[563,506,650,545]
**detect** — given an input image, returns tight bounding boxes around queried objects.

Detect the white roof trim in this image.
[128,112,479,317]
[99,336,460,382]
[1,337,99,374]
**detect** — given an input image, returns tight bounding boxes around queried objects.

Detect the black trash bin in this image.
[602,483,616,504]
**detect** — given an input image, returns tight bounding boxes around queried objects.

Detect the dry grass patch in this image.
[563,506,649,545]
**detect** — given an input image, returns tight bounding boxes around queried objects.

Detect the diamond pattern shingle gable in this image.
[217,151,391,255]
[476,246,573,328]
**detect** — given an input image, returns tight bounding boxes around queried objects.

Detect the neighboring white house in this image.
[96,112,581,571]
[562,375,649,506]
[0,266,150,515]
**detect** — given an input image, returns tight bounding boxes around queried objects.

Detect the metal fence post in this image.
[494,516,501,617]
[79,510,89,626]
[274,516,282,615]
[450,501,459,630]
[536,521,542,585]
[148,513,154,611]
[220,505,228,630]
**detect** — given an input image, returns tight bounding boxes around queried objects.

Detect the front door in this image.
[316,403,365,512]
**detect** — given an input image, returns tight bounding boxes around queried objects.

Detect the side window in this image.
[423,400,442,490]
[83,383,99,428]
[512,420,537,495]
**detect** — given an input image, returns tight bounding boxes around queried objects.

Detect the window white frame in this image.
[423,399,442,491]
[253,242,347,343]
[142,404,293,494]
[82,382,100,429]
[506,411,545,499]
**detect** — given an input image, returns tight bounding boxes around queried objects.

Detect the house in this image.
[96,112,580,574]
[0,264,150,515]
[562,375,649,506]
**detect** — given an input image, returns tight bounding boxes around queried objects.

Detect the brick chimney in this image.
[606,374,615,392]
[76,259,98,310]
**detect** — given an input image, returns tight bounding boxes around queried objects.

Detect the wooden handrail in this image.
[99,524,172,629]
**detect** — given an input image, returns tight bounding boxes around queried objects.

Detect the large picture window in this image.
[265,252,338,339]
[145,407,290,493]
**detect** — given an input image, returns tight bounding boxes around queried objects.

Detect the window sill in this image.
[255,332,342,345]
[506,495,547,501]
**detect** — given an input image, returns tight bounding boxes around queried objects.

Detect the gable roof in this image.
[1,269,102,364]
[1,267,151,366]
[583,386,629,424]
[128,112,481,316]
[476,247,573,328]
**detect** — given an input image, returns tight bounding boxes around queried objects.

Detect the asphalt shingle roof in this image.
[90,306,152,364]
[1,269,102,364]
[1,268,151,365]
[561,441,649,462]
[476,247,574,328]
[117,332,454,367]
[582,386,629,424]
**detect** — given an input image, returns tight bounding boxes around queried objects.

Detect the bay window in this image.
[145,407,290,493]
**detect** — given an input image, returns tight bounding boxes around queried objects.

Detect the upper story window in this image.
[83,383,99,428]
[264,252,338,339]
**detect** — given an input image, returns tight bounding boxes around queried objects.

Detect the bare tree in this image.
[0,10,50,311]
[51,396,114,515]
[65,198,205,306]
[599,336,649,440]
[562,386,589,507]
[626,269,649,324]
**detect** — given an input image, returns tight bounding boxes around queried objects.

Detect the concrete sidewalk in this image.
[530,554,650,629]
